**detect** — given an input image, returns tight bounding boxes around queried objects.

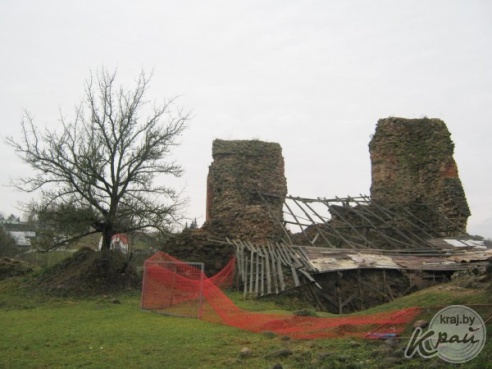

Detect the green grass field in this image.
[1,276,491,369]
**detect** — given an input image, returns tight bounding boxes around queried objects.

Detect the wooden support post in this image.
[337,272,343,314]
[357,269,364,310]
[383,270,394,301]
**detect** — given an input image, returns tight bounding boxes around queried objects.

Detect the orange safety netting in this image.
[141,252,420,339]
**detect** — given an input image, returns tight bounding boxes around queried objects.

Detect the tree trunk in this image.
[99,223,114,266]
[101,223,114,251]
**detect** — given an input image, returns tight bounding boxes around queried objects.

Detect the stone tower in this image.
[203,139,287,242]
[369,117,470,234]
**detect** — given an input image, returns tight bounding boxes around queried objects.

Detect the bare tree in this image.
[5,69,189,255]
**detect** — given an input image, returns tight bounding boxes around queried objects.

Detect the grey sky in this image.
[1,0,491,237]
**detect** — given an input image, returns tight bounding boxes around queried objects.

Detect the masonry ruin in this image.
[369,117,470,235]
[203,139,287,242]
[163,117,491,313]
[162,139,287,275]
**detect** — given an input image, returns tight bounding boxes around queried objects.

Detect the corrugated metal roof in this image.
[303,241,492,273]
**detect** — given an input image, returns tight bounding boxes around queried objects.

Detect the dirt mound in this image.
[31,248,141,296]
[0,257,37,280]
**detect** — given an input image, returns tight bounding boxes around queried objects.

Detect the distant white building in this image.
[9,231,36,247]
[98,233,130,254]
[1,222,37,249]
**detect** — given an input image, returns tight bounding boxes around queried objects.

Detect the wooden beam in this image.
[265,249,272,295]
[277,258,285,291]
[249,250,254,294]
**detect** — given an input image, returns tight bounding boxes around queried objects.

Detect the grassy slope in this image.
[1,278,491,369]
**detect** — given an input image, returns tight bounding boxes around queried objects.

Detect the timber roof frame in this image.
[258,193,468,250]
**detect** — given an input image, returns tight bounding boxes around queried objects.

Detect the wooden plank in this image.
[247,240,258,254]
[285,243,304,268]
[320,291,337,308]
[243,245,248,298]
[249,240,265,257]
[271,254,279,294]
[293,198,340,247]
[255,251,260,295]
[276,242,294,266]
[298,269,322,289]
[279,243,295,267]
[268,242,280,294]
[297,245,312,265]
[256,241,267,258]
[261,243,270,294]
[260,250,265,296]
[264,247,272,294]
[273,242,288,264]
[341,292,357,308]
[233,240,245,284]
[238,240,244,282]
[283,200,313,243]
[291,265,300,287]
[235,241,242,280]
[267,241,283,264]
[249,250,254,294]
[265,241,276,261]
[284,243,304,268]
[240,242,247,287]
[277,258,285,291]
[232,240,248,295]
[234,241,242,291]
[292,245,314,270]
[336,273,343,314]
[265,242,273,263]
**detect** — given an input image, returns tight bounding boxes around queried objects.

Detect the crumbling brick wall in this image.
[369,117,470,234]
[163,139,288,271]
[202,139,288,242]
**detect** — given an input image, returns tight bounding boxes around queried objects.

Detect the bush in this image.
[0,227,19,257]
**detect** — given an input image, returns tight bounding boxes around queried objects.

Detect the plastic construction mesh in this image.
[141,259,205,318]
[141,252,421,339]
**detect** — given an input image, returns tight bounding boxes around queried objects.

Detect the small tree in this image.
[7,214,20,223]
[5,69,189,257]
[189,217,198,229]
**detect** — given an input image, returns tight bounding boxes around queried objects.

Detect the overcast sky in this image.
[1,0,491,238]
